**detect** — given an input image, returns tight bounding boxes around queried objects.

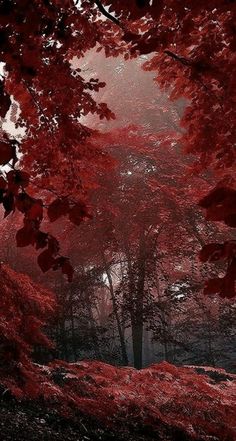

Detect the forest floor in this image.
[1,361,236,441]
[0,395,183,441]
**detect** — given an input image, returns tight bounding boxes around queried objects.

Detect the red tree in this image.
[0,262,56,397]
[0,1,235,292]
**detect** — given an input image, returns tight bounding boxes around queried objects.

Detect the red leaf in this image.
[37,249,55,273]
[206,200,236,222]
[0,177,6,190]
[0,141,15,165]
[0,84,11,118]
[7,170,21,194]
[35,231,48,250]
[16,227,35,247]
[47,198,69,222]
[199,243,225,262]
[221,259,236,298]
[15,193,34,213]
[204,260,236,298]
[7,170,30,188]
[199,187,236,225]
[52,256,67,270]
[52,256,74,281]
[3,193,14,216]
[28,200,43,221]
[48,236,60,255]
[14,171,30,188]
[204,278,223,295]
[61,260,74,282]
[199,187,236,207]
[224,214,236,228]
[69,202,88,226]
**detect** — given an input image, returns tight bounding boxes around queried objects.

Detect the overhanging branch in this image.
[93,0,122,27]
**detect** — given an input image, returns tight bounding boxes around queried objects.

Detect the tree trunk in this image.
[60,317,69,360]
[70,301,77,362]
[86,299,101,359]
[130,230,146,370]
[101,253,129,365]
[132,321,143,369]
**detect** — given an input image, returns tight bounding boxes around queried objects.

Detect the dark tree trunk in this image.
[130,230,146,370]
[86,300,102,359]
[102,253,129,366]
[132,321,143,369]
[70,302,77,362]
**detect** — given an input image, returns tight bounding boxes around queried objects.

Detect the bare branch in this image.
[93,0,123,28]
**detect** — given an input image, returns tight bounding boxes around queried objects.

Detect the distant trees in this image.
[0,196,235,372]
[0,0,235,383]
[51,125,235,369]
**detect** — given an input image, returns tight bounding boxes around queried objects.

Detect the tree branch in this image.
[164,50,191,67]
[164,50,224,110]
[22,79,52,130]
[93,0,123,28]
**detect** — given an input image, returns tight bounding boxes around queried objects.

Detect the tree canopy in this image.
[0,0,235,292]
[0,4,235,439]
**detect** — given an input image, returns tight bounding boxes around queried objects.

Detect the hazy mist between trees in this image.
[0,2,235,440]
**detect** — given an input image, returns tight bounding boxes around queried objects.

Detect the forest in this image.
[0,1,236,440]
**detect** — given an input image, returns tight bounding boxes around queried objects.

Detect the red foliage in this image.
[41,360,236,440]
[199,187,236,224]
[199,241,236,297]
[0,262,56,398]
[0,259,235,439]
[47,198,70,223]
[0,1,235,286]
[0,139,16,165]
